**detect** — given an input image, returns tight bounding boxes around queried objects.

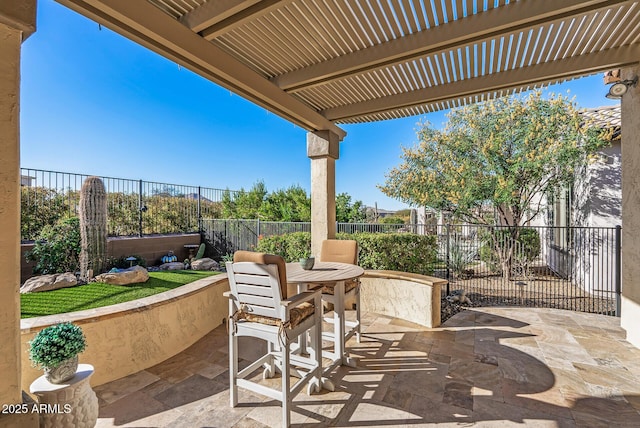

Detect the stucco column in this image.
[308,131,340,257]
[620,65,640,348]
[0,3,37,427]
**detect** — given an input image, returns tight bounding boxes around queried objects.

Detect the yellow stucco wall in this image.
[0,21,24,410]
[360,270,446,328]
[20,275,229,392]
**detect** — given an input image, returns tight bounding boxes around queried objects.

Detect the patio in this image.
[93,307,640,427]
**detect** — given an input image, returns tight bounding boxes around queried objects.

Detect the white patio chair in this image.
[312,239,361,344]
[225,251,322,428]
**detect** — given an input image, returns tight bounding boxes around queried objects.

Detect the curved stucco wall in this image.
[20,274,229,392]
[19,270,445,393]
[360,270,446,328]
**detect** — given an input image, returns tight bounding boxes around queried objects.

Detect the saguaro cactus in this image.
[79,176,107,280]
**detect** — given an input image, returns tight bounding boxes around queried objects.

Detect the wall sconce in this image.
[606,76,638,99]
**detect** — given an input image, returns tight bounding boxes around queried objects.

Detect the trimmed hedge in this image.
[255,232,437,275]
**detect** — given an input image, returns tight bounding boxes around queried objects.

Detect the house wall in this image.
[532,135,621,295]
[621,66,640,348]
[573,139,621,294]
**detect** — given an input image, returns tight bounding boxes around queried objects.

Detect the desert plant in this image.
[448,237,479,278]
[25,217,81,274]
[194,243,206,260]
[29,322,87,370]
[79,176,108,280]
[480,227,541,275]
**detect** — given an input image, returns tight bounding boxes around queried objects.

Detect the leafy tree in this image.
[336,193,367,223]
[380,216,405,224]
[260,185,311,221]
[221,183,366,223]
[221,181,268,219]
[381,92,611,278]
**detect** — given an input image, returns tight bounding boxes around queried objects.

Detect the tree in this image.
[260,185,311,222]
[380,216,405,224]
[380,92,611,278]
[221,181,268,219]
[336,193,367,223]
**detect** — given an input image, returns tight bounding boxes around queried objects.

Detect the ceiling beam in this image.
[273,0,632,92]
[199,0,294,41]
[179,0,262,33]
[55,0,345,139]
[322,44,640,122]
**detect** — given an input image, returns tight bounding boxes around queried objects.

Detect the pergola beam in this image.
[198,0,294,41]
[322,44,640,121]
[56,0,345,139]
[273,0,632,92]
[179,0,262,33]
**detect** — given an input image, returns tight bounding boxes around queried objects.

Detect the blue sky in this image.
[20,1,618,211]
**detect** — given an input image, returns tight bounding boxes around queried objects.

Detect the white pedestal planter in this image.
[29,364,99,428]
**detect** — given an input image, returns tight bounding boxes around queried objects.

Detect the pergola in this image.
[1,1,640,423]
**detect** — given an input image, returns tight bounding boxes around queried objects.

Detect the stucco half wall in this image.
[20,274,229,392]
[360,270,446,328]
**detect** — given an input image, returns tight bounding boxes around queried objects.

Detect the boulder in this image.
[191,258,219,271]
[159,262,186,271]
[95,265,149,285]
[21,273,78,294]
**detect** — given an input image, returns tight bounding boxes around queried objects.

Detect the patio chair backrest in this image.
[228,251,288,319]
[320,239,358,265]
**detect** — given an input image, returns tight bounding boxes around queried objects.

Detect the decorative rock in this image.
[191,258,219,271]
[159,262,186,271]
[21,273,78,294]
[94,265,149,285]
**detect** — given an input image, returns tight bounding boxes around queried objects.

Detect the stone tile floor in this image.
[94,307,640,427]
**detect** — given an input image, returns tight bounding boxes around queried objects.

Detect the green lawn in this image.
[21,270,219,318]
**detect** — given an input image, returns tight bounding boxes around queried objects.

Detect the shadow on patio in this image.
[94,308,640,427]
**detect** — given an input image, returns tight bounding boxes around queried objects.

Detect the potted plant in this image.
[29,322,87,384]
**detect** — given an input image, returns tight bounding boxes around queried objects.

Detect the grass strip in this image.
[21,270,218,318]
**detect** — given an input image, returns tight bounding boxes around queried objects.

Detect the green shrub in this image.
[255,232,437,274]
[29,322,86,369]
[255,232,312,260]
[479,227,541,273]
[25,217,81,275]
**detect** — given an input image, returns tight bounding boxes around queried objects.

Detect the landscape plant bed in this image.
[441,273,617,323]
[21,270,219,318]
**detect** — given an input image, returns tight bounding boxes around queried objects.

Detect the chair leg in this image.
[312,308,322,393]
[281,340,291,428]
[356,286,362,343]
[229,322,238,407]
[264,341,276,379]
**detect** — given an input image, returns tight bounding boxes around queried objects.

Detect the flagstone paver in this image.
[94,307,640,427]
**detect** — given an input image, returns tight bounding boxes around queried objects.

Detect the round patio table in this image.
[286,261,364,386]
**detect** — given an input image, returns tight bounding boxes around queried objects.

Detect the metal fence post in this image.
[445,223,451,295]
[256,219,261,249]
[615,225,622,317]
[138,179,143,237]
[197,186,202,234]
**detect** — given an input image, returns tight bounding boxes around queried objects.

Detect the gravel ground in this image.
[440,273,618,324]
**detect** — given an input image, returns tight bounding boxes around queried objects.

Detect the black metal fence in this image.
[20,168,236,240]
[436,224,620,317]
[202,219,620,316]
